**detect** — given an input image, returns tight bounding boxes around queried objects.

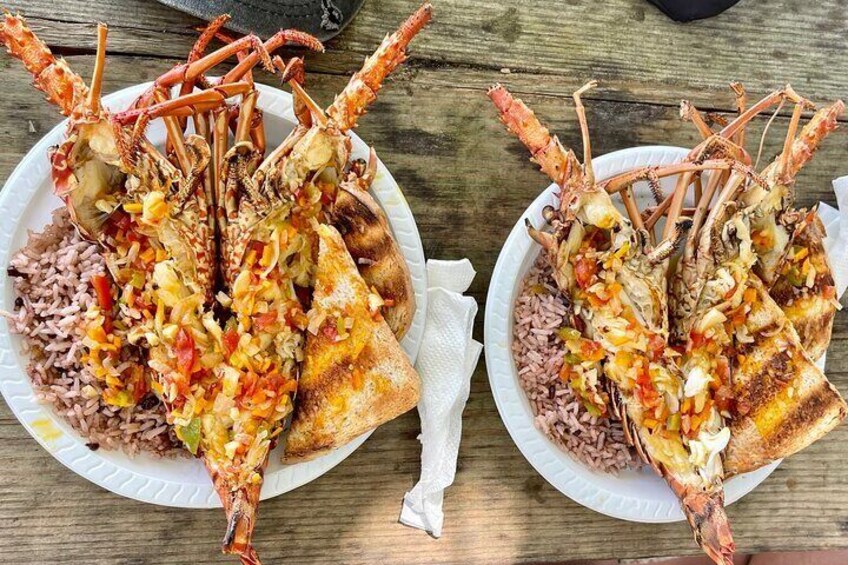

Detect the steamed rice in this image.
[4,210,181,456]
[512,255,636,473]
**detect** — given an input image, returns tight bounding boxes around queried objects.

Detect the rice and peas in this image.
[7,210,636,468]
[4,210,182,456]
[512,255,636,473]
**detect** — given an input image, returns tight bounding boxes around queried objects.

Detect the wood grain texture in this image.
[1,0,847,563]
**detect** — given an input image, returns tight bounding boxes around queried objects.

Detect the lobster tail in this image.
[672,480,736,565]
[0,12,88,116]
[219,478,262,562]
[327,2,432,131]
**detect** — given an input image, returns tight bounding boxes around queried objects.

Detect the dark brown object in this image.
[647,0,741,21]
[156,0,365,41]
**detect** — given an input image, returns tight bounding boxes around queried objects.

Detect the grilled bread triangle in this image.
[283,224,420,462]
[767,210,838,362]
[332,185,416,340]
[724,275,846,475]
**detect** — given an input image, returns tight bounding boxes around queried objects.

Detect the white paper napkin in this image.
[820,176,848,298]
[399,259,483,538]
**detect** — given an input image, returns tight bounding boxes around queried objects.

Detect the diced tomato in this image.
[579,339,604,362]
[175,328,196,378]
[322,323,338,340]
[320,191,335,206]
[715,356,731,385]
[254,311,277,331]
[91,274,114,311]
[823,285,837,300]
[715,384,735,412]
[223,328,239,357]
[574,257,597,290]
[648,333,665,361]
[249,241,265,255]
[113,211,132,234]
[242,371,258,398]
[132,370,149,403]
[689,331,707,350]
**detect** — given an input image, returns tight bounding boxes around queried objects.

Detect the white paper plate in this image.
[0,83,427,508]
[484,145,781,523]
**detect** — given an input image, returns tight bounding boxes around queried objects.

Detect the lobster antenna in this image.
[573,81,597,186]
[87,23,108,115]
[754,100,785,171]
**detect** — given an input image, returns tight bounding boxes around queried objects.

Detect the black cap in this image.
[646,0,740,22]
[156,0,365,41]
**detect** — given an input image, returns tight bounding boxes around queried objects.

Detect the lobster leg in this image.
[729,81,747,148]
[272,56,326,127]
[680,100,714,139]
[114,82,251,125]
[218,29,324,85]
[182,14,232,98]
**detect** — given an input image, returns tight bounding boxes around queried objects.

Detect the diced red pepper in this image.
[254,311,277,331]
[175,328,196,378]
[689,331,707,350]
[223,328,239,357]
[574,257,597,290]
[132,369,149,403]
[242,371,258,398]
[91,274,114,311]
[648,333,665,361]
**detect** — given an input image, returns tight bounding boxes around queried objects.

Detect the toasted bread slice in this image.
[724,276,846,475]
[283,224,420,462]
[768,211,838,361]
[331,185,415,340]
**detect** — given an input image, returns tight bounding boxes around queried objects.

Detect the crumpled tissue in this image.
[399,259,482,538]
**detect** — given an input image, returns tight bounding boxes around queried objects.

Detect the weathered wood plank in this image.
[1,1,848,563]
[6,0,848,109]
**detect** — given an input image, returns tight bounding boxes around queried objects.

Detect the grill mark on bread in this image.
[735,346,792,415]
[333,191,392,263]
[735,320,782,356]
[292,353,355,425]
[767,379,846,451]
[331,187,415,339]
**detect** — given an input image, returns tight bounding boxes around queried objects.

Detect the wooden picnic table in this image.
[1,0,847,563]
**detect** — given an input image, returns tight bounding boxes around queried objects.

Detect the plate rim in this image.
[0,81,427,508]
[484,144,780,524]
